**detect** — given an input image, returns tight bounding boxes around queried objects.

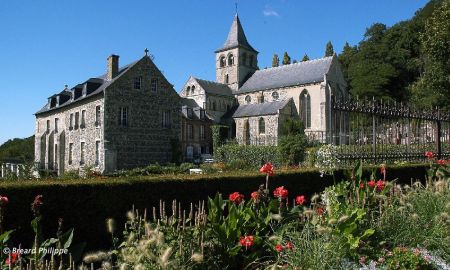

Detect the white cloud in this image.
[263,6,279,17]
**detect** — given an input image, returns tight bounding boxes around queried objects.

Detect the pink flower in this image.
[251,191,259,201]
[368,180,376,188]
[239,235,254,249]
[376,180,386,191]
[275,244,284,252]
[425,151,434,159]
[316,207,324,215]
[31,195,44,215]
[359,182,365,189]
[229,192,244,205]
[295,195,306,205]
[285,241,294,250]
[273,186,288,199]
[0,196,9,207]
[437,159,447,165]
[260,162,274,176]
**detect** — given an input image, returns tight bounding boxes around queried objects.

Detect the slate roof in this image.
[215,14,257,53]
[35,60,139,115]
[181,98,212,121]
[237,56,333,94]
[193,77,233,96]
[232,98,292,118]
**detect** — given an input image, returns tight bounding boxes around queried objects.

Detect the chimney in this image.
[107,54,119,80]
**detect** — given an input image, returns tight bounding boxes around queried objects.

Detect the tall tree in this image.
[338,42,358,88]
[325,41,334,56]
[301,54,310,62]
[272,54,280,67]
[282,52,291,65]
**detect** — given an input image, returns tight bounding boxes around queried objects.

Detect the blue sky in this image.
[0,0,429,144]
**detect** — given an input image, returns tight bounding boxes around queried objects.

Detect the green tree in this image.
[282,52,291,65]
[301,54,310,62]
[278,119,307,165]
[272,54,280,67]
[325,41,334,57]
[338,42,358,85]
[0,136,34,163]
[293,60,298,64]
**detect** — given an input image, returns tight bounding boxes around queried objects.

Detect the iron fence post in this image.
[436,107,442,159]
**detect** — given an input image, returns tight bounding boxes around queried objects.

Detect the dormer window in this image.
[187,108,193,118]
[220,56,226,67]
[151,78,158,92]
[134,76,142,90]
[50,97,57,108]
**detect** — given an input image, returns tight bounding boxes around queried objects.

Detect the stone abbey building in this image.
[35,14,347,175]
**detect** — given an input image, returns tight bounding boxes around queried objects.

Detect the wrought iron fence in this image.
[331,97,450,164]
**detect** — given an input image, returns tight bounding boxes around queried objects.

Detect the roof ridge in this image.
[258,56,333,73]
[194,77,228,85]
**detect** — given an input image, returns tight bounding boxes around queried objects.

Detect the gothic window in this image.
[272,91,279,101]
[259,118,265,134]
[186,86,191,96]
[191,85,195,94]
[220,56,226,67]
[300,90,311,128]
[228,54,234,66]
[241,53,247,65]
[225,74,229,84]
[151,78,158,92]
[245,95,251,104]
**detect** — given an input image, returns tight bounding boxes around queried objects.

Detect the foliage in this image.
[282,52,291,65]
[280,118,305,136]
[0,136,34,163]
[278,134,308,166]
[214,144,282,169]
[211,125,228,156]
[272,53,279,67]
[112,163,196,177]
[325,41,334,57]
[315,144,341,175]
[301,54,310,62]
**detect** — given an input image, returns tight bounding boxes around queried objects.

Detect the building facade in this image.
[35,52,181,175]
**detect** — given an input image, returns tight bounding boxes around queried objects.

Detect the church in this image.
[180,14,348,149]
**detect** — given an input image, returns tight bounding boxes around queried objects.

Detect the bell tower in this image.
[215,14,258,91]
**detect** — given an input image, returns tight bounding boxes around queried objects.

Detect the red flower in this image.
[376,180,386,191]
[285,241,294,250]
[359,182,365,189]
[260,162,274,176]
[368,180,376,188]
[251,191,259,201]
[295,195,306,205]
[425,151,434,159]
[31,195,44,214]
[5,252,18,265]
[273,186,288,199]
[316,207,324,215]
[239,235,254,249]
[437,159,447,165]
[229,192,244,205]
[275,244,284,252]
[0,196,9,207]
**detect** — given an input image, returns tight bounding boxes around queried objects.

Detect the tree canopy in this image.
[282,52,291,65]
[325,41,334,57]
[272,54,280,67]
[0,136,34,163]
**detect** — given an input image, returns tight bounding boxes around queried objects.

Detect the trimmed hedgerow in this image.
[215,144,283,169]
[0,164,428,253]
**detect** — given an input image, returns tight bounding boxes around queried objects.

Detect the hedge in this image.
[215,144,283,168]
[0,164,429,253]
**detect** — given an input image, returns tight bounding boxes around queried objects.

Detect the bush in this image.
[278,134,308,165]
[214,144,282,169]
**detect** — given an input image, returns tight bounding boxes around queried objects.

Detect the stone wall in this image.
[180,116,213,161]
[104,56,181,171]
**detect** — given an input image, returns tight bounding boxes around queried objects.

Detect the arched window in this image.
[220,56,226,67]
[272,91,279,100]
[241,53,247,65]
[228,54,234,66]
[245,95,251,104]
[249,55,254,67]
[225,74,229,84]
[259,118,265,134]
[300,90,311,128]
[191,85,195,94]
[186,86,191,96]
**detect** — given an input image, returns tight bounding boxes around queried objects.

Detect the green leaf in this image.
[0,230,14,244]
[60,228,74,249]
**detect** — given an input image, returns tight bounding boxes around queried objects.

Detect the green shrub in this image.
[214,144,282,169]
[278,134,308,165]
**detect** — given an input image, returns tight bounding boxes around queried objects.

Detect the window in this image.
[46,120,50,133]
[249,55,254,67]
[300,90,311,128]
[242,53,247,65]
[187,124,193,139]
[259,94,265,104]
[220,56,226,67]
[75,112,79,129]
[186,86,191,96]
[119,107,128,127]
[245,95,251,104]
[187,108,193,118]
[151,78,158,92]
[225,74,229,84]
[133,76,142,90]
[54,118,59,133]
[200,125,205,140]
[191,85,195,94]
[80,142,85,165]
[95,106,101,127]
[68,143,73,165]
[272,91,279,100]
[228,54,234,66]
[95,141,100,166]
[69,113,74,130]
[259,118,265,134]
[200,109,205,119]
[162,110,171,128]
[81,110,86,128]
